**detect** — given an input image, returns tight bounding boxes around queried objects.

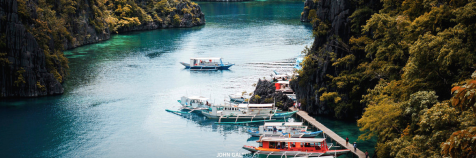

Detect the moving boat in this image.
[246,122,322,138]
[243,137,351,157]
[180,57,234,70]
[200,104,297,121]
[178,96,211,112]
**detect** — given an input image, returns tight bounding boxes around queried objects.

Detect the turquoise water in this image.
[0,0,375,157]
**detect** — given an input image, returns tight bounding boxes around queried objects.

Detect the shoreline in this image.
[65,24,206,51]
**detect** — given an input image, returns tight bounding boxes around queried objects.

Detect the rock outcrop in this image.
[0,0,205,97]
[250,79,294,111]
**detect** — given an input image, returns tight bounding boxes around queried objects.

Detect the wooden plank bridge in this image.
[291,108,367,158]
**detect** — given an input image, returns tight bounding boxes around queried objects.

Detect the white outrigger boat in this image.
[201,104,297,122]
[180,57,234,70]
[246,122,322,138]
[177,96,211,112]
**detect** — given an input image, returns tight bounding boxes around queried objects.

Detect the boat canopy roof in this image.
[187,96,209,100]
[238,104,273,108]
[261,137,326,143]
[230,92,244,96]
[264,122,304,127]
[190,57,222,60]
[277,81,290,84]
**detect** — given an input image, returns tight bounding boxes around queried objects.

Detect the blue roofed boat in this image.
[180,57,234,70]
[295,55,304,70]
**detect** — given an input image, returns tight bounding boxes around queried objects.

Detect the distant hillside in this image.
[0,0,205,97]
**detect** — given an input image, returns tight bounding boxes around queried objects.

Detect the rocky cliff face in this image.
[292,0,353,117]
[0,0,63,97]
[0,0,205,97]
[292,0,379,118]
[250,79,294,111]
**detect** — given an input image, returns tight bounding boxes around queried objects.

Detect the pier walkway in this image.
[291,108,367,158]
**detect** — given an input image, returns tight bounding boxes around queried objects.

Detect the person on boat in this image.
[365,150,369,158]
[206,101,209,106]
[353,142,357,152]
[273,77,277,82]
[273,126,277,134]
[346,137,349,146]
[315,144,320,150]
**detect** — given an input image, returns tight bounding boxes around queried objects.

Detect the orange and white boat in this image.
[242,137,350,157]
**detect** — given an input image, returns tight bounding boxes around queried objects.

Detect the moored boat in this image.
[178,96,211,112]
[201,104,297,121]
[229,92,250,103]
[246,122,322,138]
[275,81,293,94]
[243,137,351,157]
[295,55,304,70]
[180,57,234,70]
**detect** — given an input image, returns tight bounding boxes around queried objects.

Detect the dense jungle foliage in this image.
[298,0,476,157]
[15,0,200,83]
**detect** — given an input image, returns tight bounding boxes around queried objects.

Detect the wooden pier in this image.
[291,108,367,158]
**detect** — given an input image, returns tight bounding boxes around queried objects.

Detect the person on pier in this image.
[346,137,349,146]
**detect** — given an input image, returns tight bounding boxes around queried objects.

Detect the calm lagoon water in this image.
[0,0,375,157]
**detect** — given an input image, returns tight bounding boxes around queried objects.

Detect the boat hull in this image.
[188,64,234,70]
[242,146,324,157]
[181,106,209,113]
[242,146,349,157]
[181,62,234,70]
[180,62,190,68]
[201,111,296,120]
[229,97,245,103]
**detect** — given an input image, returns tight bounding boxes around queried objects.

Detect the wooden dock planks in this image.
[292,108,367,158]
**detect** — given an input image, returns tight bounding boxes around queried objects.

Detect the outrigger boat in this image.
[201,104,298,122]
[243,137,351,157]
[178,96,211,112]
[180,57,234,70]
[286,94,297,102]
[229,92,251,103]
[246,122,322,138]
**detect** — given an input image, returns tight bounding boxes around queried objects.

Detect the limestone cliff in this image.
[0,0,205,97]
[292,0,380,118]
[0,0,63,97]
